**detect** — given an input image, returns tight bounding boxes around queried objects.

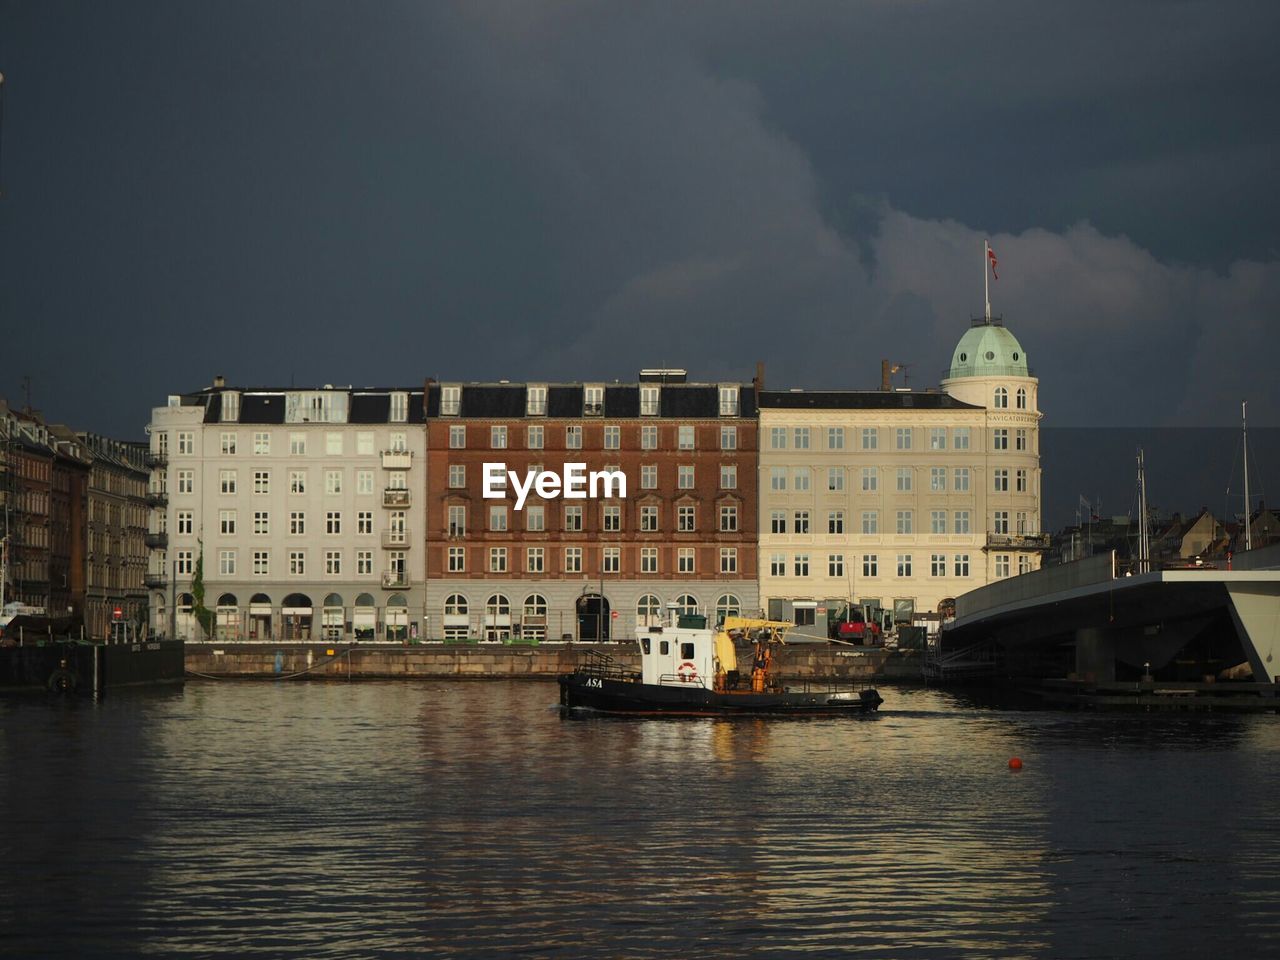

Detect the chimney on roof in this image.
[213,375,226,389]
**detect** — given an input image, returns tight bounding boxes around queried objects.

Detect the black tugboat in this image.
[559,614,883,716]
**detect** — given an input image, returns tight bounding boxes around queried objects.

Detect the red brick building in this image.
[1,403,90,622]
[423,371,759,641]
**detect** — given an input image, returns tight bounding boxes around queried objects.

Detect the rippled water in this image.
[3,680,1279,958]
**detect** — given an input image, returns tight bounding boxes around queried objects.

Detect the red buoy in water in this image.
[1008,757,1023,770]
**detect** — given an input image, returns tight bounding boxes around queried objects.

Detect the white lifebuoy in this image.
[677,661,698,683]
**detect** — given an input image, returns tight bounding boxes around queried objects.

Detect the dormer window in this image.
[526,385,547,416]
[389,392,408,422]
[718,385,739,416]
[222,391,240,422]
[640,385,660,416]
[441,386,461,417]
[584,385,604,416]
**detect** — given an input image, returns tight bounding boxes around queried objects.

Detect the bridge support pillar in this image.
[1074,626,1115,683]
[1225,583,1280,682]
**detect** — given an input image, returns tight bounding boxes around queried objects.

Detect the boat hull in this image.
[0,640,185,695]
[558,672,883,716]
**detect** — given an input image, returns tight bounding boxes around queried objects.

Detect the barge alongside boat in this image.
[559,614,883,716]
[1,614,184,696]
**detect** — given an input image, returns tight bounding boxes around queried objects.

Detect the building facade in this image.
[1,401,91,621]
[146,381,428,641]
[423,372,760,641]
[758,319,1045,634]
[73,431,150,639]
[2,403,54,611]
[142,330,1042,645]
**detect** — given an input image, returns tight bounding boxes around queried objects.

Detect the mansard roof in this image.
[424,381,757,419]
[758,391,984,410]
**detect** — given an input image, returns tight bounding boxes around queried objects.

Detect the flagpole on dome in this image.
[983,239,999,324]
[984,240,991,323]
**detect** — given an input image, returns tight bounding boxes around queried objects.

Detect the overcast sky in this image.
[1,0,1277,441]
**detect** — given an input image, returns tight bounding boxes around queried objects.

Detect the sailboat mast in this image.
[1243,401,1252,552]
[1137,448,1150,573]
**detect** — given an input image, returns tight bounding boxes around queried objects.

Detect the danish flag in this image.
[987,244,999,280]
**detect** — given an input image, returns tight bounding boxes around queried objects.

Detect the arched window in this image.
[637,594,662,625]
[441,593,469,643]
[216,593,241,641]
[385,593,408,641]
[715,594,741,623]
[675,594,700,615]
[281,593,314,642]
[353,593,377,642]
[322,593,344,643]
[521,594,548,642]
[1016,387,1027,410]
[248,593,272,642]
[994,386,1008,408]
[484,593,512,642]
[175,593,196,642]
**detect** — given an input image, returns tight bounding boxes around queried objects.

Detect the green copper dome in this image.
[947,322,1029,378]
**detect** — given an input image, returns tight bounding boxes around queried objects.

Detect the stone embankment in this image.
[186,642,922,681]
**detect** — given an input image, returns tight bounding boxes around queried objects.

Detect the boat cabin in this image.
[638,612,716,688]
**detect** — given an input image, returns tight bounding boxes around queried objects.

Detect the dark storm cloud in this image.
[0,0,1276,437]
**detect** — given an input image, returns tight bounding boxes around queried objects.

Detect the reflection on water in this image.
[1,682,1279,958]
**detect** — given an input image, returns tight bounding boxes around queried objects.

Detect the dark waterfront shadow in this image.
[0,690,179,959]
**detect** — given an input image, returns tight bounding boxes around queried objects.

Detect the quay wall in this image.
[185,643,917,681]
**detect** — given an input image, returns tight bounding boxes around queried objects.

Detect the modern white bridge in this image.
[937,543,1280,686]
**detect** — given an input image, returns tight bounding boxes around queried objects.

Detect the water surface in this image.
[2,681,1277,958]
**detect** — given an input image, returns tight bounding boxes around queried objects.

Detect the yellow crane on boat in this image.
[714,617,794,694]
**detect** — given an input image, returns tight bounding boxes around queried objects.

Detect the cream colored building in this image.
[145,381,428,642]
[758,319,1043,635]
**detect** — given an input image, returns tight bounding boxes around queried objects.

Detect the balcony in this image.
[382,532,412,550]
[985,533,1052,550]
[144,532,168,549]
[381,571,408,589]
[145,451,167,468]
[146,491,168,508]
[381,450,412,470]
[143,572,167,589]
[383,488,411,508]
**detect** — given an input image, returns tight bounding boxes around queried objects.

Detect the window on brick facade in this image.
[677,505,696,532]
[719,504,738,532]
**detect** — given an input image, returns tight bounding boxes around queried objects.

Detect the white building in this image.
[145,380,427,641]
[758,319,1044,635]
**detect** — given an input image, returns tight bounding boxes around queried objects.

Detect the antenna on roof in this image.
[0,71,6,199]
